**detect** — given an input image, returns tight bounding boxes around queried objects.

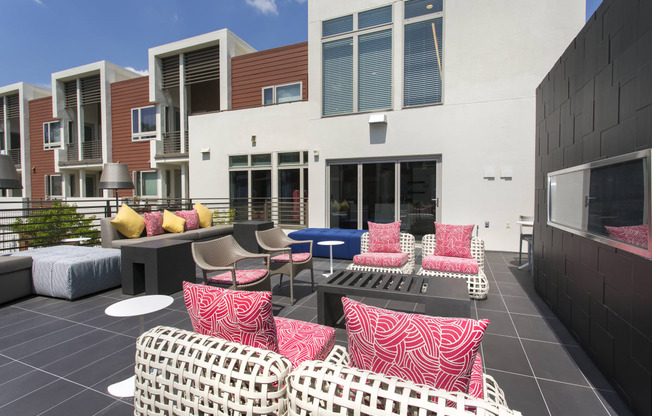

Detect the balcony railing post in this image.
[105,200,112,218]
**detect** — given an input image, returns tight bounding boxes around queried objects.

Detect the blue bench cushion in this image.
[288,228,365,259]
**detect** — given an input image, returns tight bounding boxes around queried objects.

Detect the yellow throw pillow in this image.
[194,202,213,228]
[110,204,145,239]
[162,209,186,233]
[340,199,350,212]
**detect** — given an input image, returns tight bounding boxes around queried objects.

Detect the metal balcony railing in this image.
[66,143,79,161]
[162,131,182,154]
[7,148,21,166]
[82,141,102,160]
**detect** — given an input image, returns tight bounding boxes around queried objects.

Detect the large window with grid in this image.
[322,5,393,116]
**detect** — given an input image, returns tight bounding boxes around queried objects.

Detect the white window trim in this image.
[131,106,157,142]
[45,174,63,197]
[261,82,303,106]
[43,121,62,150]
[133,170,158,198]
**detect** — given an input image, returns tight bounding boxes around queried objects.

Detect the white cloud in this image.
[33,0,45,5]
[125,67,149,77]
[245,0,278,15]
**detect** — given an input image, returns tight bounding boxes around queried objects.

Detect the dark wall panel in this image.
[535,0,652,414]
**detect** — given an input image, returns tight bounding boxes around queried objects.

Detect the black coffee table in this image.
[317,270,470,326]
[121,239,195,295]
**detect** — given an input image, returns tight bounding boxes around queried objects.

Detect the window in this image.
[262,83,302,105]
[322,6,392,116]
[132,106,157,141]
[43,121,61,149]
[404,0,443,106]
[278,152,300,165]
[251,154,271,166]
[45,175,62,197]
[323,15,353,37]
[134,171,157,197]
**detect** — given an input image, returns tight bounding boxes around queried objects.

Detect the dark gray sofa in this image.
[0,255,33,304]
[100,217,233,249]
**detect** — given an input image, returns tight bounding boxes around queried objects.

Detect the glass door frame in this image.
[326,155,442,230]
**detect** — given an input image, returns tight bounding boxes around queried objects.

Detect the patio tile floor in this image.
[0,251,634,415]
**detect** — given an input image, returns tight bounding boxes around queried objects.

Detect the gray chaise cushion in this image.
[0,255,32,274]
[12,246,121,300]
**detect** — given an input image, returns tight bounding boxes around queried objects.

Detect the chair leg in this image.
[518,238,523,264]
[310,268,314,291]
[289,275,295,305]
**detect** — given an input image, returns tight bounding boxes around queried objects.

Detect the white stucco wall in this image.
[305,0,585,251]
[188,101,311,198]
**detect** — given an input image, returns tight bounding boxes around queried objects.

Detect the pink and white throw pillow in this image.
[368,221,401,253]
[270,253,312,263]
[422,255,479,274]
[183,282,279,352]
[353,252,408,268]
[175,210,200,231]
[342,297,489,393]
[207,269,269,286]
[468,354,485,399]
[434,222,474,259]
[143,211,164,236]
[605,224,648,248]
[274,317,336,367]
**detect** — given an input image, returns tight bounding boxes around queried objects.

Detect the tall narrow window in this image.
[323,38,353,116]
[132,106,157,141]
[404,17,443,106]
[134,171,157,197]
[45,175,63,197]
[359,29,392,112]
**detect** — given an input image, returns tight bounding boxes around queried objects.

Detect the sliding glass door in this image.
[328,158,438,239]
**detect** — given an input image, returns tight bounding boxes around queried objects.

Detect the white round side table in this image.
[317,240,345,277]
[105,295,174,398]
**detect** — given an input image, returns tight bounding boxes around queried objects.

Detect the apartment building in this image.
[0,82,51,197]
[190,0,585,251]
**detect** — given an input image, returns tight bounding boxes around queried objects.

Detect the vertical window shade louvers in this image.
[359,29,392,112]
[64,81,77,109]
[323,38,353,116]
[5,94,19,119]
[404,17,443,106]
[0,99,3,125]
[81,75,101,105]
[161,55,180,89]
[184,46,220,85]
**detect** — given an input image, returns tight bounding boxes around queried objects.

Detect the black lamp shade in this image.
[99,163,134,190]
[0,154,22,189]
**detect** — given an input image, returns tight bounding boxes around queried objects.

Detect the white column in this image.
[179,54,187,154]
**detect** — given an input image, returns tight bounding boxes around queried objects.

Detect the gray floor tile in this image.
[1,323,93,360]
[65,345,135,386]
[539,379,611,416]
[497,281,531,297]
[482,333,533,376]
[476,309,518,337]
[522,339,590,386]
[489,271,520,283]
[503,295,556,318]
[20,329,118,367]
[566,345,616,391]
[93,400,134,415]
[0,309,41,330]
[512,314,575,345]
[90,363,134,394]
[0,370,57,405]
[39,388,117,416]
[485,369,548,416]
[475,294,508,313]
[0,361,35,386]
[385,299,418,313]
[0,378,84,415]
[0,318,74,350]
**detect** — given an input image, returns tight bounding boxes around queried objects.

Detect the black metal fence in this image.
[0,196,308,254]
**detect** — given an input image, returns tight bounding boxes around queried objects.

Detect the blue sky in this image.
[1,0,602,88]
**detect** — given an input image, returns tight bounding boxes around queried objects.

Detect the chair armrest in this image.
[235,254,271,272]
[323,344,350,366]
[289,239,313,255]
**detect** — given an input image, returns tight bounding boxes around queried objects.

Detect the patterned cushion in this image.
[271,252,311,263]
[162,210,185,233]
[183,282,279,353]
[274,317,336,367]
[143,211,164,237]
[468,354,484,399]
[176,210,200,231]
[353,252,408,268]
[110,204,145,238]
[422,255,479,274]
[434,223,474,259]
[368,221,402,253]
[207,269,268,286]
[605,224,648,248]
[342,297,489,393]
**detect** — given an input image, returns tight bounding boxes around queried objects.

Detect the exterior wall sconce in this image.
[483,167,496,179]
[368,113,387,124]
[251,135,256,146]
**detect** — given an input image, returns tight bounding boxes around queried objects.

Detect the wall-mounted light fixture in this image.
[500,167,513,179]
[313,149,320,158]
[483,167,496,179]
[369,113,387,124]
[251,135,256,146]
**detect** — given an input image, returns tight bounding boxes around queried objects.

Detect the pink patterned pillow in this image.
[175,210,199,231]
[143,212,164,237]
[434,222,474,259]
[353,252,408,268]
[605,224,648,248]
[468,354,485,399]
[183,282,279,352]
[342,297,489,393]
[422,255,479,274]
[274,317,336,367]
[368,221,401,253]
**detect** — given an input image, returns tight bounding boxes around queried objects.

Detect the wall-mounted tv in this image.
[548,149,651,259]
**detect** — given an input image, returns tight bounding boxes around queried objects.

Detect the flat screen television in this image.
[548,149,651,259]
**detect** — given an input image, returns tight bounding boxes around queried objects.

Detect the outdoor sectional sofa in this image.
[100,217,233,249]
[134,326,521,416]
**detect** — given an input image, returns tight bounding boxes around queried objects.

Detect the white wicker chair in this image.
[417,234,489,300]
[347,232,416,275]
[287,345,521,416]
[134,325,291,416]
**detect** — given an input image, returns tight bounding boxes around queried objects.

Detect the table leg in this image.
[323,245,334,277]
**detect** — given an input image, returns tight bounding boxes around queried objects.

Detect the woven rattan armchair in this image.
[134,326,292,416]
[255,227,314,305]
[191,235,271,291]
[347,232,416,274]
[417,234,489,300]
[288,345,521,416]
